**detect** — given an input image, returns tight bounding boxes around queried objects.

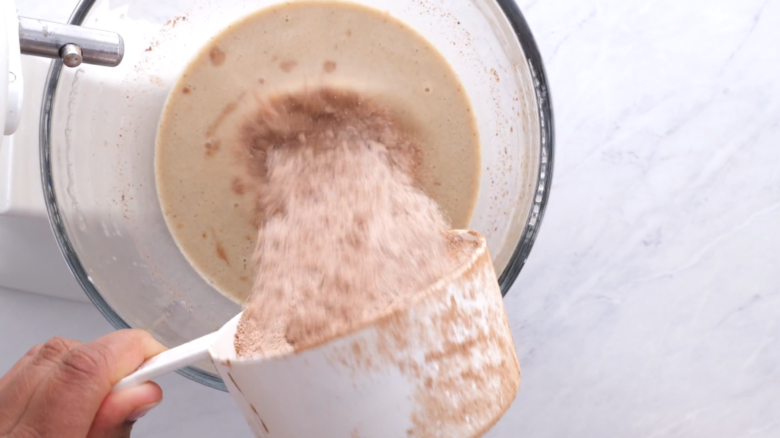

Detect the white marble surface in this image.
[2,0,780,436]
[496,0,780,436]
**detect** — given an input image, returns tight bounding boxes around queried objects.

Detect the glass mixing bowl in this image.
[40,0,554,390]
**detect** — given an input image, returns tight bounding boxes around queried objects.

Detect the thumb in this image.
[87,382,163,438]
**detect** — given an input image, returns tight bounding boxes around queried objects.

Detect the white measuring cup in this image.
[115,231,520,437]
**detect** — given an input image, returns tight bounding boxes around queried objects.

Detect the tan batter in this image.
[155,1,480,303]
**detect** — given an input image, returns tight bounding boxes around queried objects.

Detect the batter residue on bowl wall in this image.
[155,1,480,303]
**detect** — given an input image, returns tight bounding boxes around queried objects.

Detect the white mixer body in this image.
[3,0,24,136]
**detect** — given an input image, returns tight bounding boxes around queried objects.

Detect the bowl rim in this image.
[39,0,554,392]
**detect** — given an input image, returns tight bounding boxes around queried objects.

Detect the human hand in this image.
[0,330,166,438]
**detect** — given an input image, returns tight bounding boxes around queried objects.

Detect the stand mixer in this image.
[2,0,554,435]
[3,0,553,402]
[2,0,124,137]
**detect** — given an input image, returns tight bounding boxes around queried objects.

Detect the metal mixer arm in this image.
[18,16,124,68]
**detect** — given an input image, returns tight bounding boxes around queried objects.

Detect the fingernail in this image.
[127,402,160,422]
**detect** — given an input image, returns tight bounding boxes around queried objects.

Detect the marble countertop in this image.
[501,0,780,436]
[2,0,779,436]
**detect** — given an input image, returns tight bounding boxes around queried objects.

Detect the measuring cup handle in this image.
[112,332,220,393]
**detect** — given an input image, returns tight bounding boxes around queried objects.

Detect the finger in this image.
[88,330,168,384]
[0,338,82,433]
[13,330,166,438]
[0,344,42,388]
[0,344,42,433]
[87,381,162,438]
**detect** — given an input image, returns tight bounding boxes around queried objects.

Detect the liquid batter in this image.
[155,1,480,303]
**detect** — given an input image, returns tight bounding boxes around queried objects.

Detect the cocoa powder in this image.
[234,89,458,357]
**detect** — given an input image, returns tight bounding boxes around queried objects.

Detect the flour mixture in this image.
[231,89,473,356]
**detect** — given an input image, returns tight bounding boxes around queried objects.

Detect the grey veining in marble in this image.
[493,0,780,436]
